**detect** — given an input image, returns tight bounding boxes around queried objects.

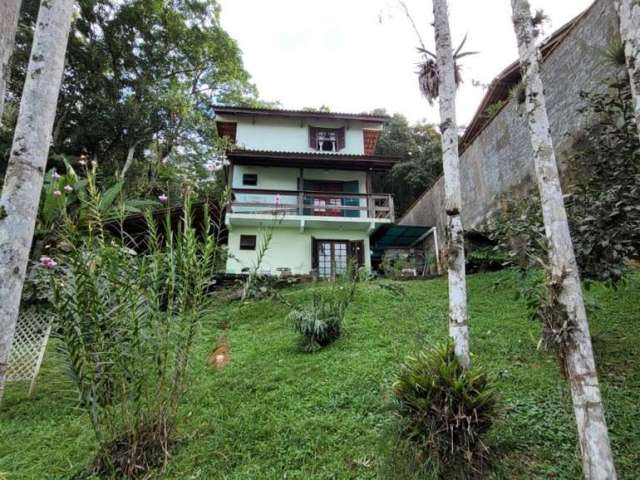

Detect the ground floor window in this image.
[239,234,257,250]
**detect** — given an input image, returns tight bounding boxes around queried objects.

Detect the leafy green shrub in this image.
[47,170,221,478]
[489,80,639,287]
[288,265,360,352]
[392,342,497,479]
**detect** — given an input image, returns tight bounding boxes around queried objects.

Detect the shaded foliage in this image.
[374,112,442,217]
[490,81,640,287]
[568,81,640,285]
[1,0,263,195]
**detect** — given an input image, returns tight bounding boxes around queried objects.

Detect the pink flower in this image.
[158,194,168,204]
[53,190,62,197]
[52,171,61,180]
[64,185,73,193]
[39,256,57,269]
[78,159,87,166]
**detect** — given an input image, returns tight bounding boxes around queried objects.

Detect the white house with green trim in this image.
[214,106,399,278]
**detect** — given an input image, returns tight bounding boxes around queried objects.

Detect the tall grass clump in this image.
[288,263,361,352]
[47,166,222,478]
[390,342,497,479]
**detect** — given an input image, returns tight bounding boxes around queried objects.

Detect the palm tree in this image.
[0,0,76,402]
[510,1,617,478]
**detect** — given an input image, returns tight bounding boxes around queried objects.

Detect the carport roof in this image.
[370,224,432,250]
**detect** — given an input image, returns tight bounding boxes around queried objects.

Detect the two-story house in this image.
[213,105,399,278]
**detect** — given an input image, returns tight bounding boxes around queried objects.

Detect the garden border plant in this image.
[288,261,362,352]
[46,163,222,478]
[389,341,498,479]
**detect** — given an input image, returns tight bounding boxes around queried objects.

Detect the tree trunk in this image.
[120,141,139,178]
[0,0,75,402]
[510,2,617,479]
[0,0,23,126]
[615,0,640,139]
[432,0,470,369]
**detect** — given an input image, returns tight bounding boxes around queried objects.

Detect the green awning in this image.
[370,224,432,259]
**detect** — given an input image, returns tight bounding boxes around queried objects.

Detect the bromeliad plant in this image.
[48,172,220,478]
[392,342,497,479]
[397,1,478,104]
[288,263,361,352]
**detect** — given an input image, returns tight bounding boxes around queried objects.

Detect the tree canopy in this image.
[1,0,263,192]
[374,112,442,217]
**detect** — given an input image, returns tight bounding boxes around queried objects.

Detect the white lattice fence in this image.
[6,308,53,396]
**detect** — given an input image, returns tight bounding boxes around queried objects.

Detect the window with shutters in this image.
[309,127,346,152]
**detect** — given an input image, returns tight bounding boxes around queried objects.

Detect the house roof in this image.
[460,2,595,151]
[227,149,400,171]
[212,105,390,123]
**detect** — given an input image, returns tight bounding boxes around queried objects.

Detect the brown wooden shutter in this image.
[349,240,365,267]
[336,127,346,151]
[216,121,237,142]
[309,127,319,149]
[311,237,319,270]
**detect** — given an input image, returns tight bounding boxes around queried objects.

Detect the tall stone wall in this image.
[400,0,619,245]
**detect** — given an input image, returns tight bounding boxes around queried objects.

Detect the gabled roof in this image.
[460,1,595,151]
[227,149,400,171]
[212,105,390,123]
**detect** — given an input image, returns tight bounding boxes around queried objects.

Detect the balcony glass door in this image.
[309,181,342,217]
[303,180,360,218]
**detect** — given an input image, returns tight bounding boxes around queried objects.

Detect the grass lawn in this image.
[1,270,639,479]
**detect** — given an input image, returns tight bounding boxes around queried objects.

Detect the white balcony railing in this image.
[230,188,394,221]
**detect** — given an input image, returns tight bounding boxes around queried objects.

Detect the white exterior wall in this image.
[232,165,367,192]
[217,114,382,155]
[226,226,371,275]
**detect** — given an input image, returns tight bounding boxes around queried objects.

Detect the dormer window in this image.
[309,127,346,152]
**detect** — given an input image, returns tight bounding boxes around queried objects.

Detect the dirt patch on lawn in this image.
[207,336,230,369]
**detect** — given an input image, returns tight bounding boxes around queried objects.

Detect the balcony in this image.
[227,188,395,230]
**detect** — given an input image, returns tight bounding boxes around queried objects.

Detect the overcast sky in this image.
[218,0,593,126]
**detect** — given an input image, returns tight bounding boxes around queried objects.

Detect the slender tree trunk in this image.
[120,141,139,178]
[432,0,470,369]
[0,0,23,126]
[0,0,75,402]
[510,2,617,479]
[615,0,640,139]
